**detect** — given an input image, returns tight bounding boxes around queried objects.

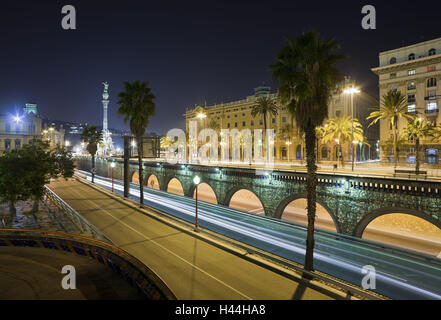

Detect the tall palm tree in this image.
[404,118,434,174]
[81,125,102,183]
[367,90,414,168]
[271,31,345,273]
[321,116,366,167]
[251,96,278,152]
[117,81,156,206]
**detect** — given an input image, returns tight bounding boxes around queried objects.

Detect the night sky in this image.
[1,0,441,134]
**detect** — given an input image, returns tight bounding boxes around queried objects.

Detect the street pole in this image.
[112,166,114,193]
[195,185,198,229]
[351,91,354,172]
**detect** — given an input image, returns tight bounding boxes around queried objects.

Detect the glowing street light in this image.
[65,140,70,147]
[344,86,360,171]
[13,115,22,123]
[193,175,201,230]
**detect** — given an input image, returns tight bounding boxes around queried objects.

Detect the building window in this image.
[15,140,21,149]
[408,53,415,60]
[427,78,437,87]
[227,115,230,118]
[242,113,245,116]
[408,81,416,90]
[259,120,263,125]
[282,117,286,123]
[272,118,275,124]
[426,102,438,113]
[251,120,254,126]
[408,93,416,103]
[426,148,438,164]
[408,69,416,75]
[242,121,246,127]
[429,48,436,56]
[407,104,416,113]
[234,122,237,128]
[390,73,397,78]
[390,57,397,64]
[390,85,398,92]
[4,140,11,150]
[234,114,237,118]
[336,110,341,117]
[227,123,230,128]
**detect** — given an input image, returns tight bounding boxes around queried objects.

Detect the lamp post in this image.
[352,140,359,167]
[110,162,116,193]
[335,138,340,167]
[343,86,360,172]
[193,176,201,230]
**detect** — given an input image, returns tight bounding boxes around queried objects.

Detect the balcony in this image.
[425,109,439,114]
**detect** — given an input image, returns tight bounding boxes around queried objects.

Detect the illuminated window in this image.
[408,69,416,75]
[407,104,416,113]
[426,102,437,111]
[408,81,416,90]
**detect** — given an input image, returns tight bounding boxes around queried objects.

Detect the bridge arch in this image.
[146,173,160,190]
[166,177,185,196]
[353,207,441,238]
[190,182,218,204]
[224,186,265,215]
[130,171,139,184]
[274,194,340,233]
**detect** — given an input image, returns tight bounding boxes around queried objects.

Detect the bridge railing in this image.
[44,185,111,243]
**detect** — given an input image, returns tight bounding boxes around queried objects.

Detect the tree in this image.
[271,30,345,273]
[0,150,30,227]
[367,91,414,168]
[20,139,75,213]
[321,116,366,166]
[117,80,156,206]
[81,126,102,183]
[251,96,278,151]
[404,118,434,174]
[0,139,74,227]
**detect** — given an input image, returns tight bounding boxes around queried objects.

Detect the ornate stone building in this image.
[372,37,441,165]
[184,80,378,164]
[0,103,42,153]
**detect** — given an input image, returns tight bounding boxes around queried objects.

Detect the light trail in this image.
[78,171,441,299]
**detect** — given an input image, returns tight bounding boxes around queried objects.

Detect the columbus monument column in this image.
[100,81,114,155]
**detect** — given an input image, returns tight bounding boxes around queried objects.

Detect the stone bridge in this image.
[75,156,441,237]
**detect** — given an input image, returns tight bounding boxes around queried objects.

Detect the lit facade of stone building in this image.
[372,37,441,165]
[0,103,42,153]
[184,80,378,163]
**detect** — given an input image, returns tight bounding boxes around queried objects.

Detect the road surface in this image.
[48,179,340,300]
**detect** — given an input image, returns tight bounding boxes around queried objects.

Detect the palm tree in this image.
[271,31,345,273]
[81,125,102,183]
[251,96,278,152]
[404,118,434,174]
[321,116,366,167]
[367,91,415,168]
[117,81,156,206]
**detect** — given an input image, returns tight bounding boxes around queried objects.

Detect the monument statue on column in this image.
[99,81,114,155]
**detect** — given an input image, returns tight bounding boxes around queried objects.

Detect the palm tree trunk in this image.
[263,113,267,160]
[7,200,16,228]
[393,126,398,169]
[304,123,317,274]
[137,138,144,206]
[91,154,95,183]
[416,138,420,174]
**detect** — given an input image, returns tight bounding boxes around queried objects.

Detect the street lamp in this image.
[344,86,360,172]
[193,175,201,230]
[335,139,340,167]
[110,161,116,193]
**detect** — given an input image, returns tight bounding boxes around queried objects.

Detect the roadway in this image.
[47,178,340,300]
[72,171,441,300]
